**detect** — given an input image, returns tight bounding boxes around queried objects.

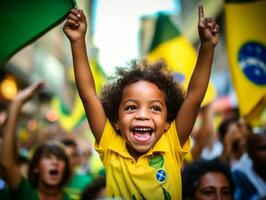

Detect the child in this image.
[63,5,219,199]
[0,82,72,200]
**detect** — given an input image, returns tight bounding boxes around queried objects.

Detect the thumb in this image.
[79,9,87,24]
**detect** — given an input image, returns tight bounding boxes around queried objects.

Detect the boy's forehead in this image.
[121,81,166,100]
[123,80,162,92]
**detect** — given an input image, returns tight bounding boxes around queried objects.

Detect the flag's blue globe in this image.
[156,169,167,183]
[238,41,266,85]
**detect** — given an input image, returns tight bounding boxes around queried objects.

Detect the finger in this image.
[212,24,219,33]
[204,18,215,29]
[207,22,214,30]
[205,17,213,26]
[198,5,204,19]
[70,8,80,16]
[31,81,46,92]
[65,19,79,28]
[205,17,213,22]
[79,9,87,24]
[68,13,80,22]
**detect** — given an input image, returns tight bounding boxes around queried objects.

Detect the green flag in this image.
[0,0,76,65]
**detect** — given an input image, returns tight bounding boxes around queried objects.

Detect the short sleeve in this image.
[165,121,191,158]
[95,119,116,153]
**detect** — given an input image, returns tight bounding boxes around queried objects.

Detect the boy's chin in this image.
[127,144,152,157]
[133,144,153,154]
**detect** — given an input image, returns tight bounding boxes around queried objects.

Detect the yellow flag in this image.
[52,59,106,131]
[147,13,216,106]
[90,58,107,94]
[51,95,85,132]
[225,0,266,125]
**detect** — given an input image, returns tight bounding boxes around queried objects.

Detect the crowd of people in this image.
[0,5,265,200]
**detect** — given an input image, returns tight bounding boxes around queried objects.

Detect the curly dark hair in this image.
[100,59,185,129]
[80,175,106,200]
[182,158,234,200]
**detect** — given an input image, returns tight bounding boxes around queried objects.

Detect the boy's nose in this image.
[136,109,149,120]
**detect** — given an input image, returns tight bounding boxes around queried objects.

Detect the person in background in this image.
[0,82,72,200]
[182,158,234,200]
[219,117,249,166]
[232,128,266,199]
[80,175,106,200]
[187,103,223,162]
[62,137,93,200]
[0,125,12,200]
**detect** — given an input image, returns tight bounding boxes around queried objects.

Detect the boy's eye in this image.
[125,105,137,111]
[151,105,162,112]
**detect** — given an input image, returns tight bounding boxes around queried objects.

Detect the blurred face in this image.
[35,153,66,187]
[64,145,80,170]
[195,172,232,200]
[227,123,246,159]
[117,81,169,158]
[248,133,266,168]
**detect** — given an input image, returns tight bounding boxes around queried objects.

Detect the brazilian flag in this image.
[147,13,216,106]
[0,0,76,65]
[225,0,266,125]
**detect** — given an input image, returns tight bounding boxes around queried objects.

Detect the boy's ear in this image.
[114,121,120,131]
[164,122,170,132]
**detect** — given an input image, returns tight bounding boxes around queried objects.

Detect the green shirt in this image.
[0,187,12,200]
[64,173,92,200]
[13,176,71,200]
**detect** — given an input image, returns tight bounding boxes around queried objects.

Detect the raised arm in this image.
[175,5,219,146]
[190,104,214,160]
[63,8,106,143]
[0,82,44,190]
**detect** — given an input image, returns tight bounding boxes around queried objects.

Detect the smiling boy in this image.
[63,5,219,199]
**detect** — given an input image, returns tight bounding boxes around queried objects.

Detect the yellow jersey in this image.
[95,120,190,200]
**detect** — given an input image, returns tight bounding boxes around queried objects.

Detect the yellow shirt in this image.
[95,120,190,200]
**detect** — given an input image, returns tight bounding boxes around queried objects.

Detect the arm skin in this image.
[175,5,220,146]
[190,104,214,160]
[0,82,45,190]
[63,9,106,143]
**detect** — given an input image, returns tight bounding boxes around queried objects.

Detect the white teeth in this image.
[134,127,152,132]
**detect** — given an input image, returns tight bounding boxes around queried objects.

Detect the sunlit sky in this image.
[94,0,180,74]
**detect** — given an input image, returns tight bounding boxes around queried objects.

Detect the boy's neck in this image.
[126,144,144,161]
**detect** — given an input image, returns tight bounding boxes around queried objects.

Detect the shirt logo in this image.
[148,153,164,169]
[156,169,167,183]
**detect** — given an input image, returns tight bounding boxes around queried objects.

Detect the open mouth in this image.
[49,169,59,176]
[132,126,154,142]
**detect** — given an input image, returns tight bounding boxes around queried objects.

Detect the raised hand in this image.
[63,8,87,43]
[198,5,219,46]
[14,81,45,104]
